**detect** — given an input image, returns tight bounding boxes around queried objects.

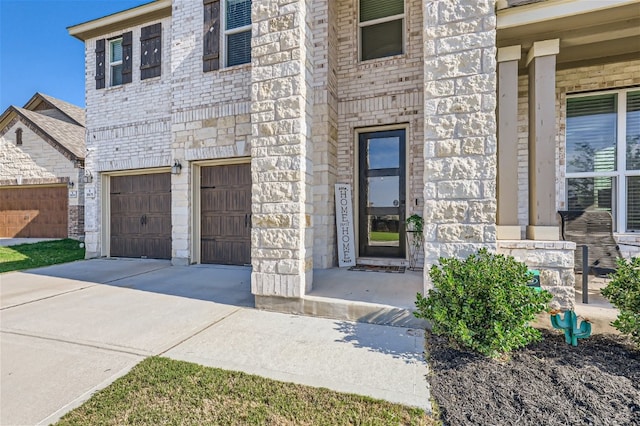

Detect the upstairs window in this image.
[15,128,22,146]
[359,0,404,61]
[110,38,124,86]
[566,89,640,232]
[96,32,132,89]
[224,0,252,67]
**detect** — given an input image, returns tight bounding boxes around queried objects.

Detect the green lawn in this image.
[370,232,400,242]
[0,239,85,273]
[57,357,435,426]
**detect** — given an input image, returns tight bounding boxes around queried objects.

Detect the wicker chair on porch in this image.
[558,210,621,277]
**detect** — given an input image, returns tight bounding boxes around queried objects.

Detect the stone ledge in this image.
[497,240,576,250]
[255,295,428,329]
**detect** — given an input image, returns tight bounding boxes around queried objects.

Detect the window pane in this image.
[360,0,403,22]
[110,39,122,62]
[227,30,251,66]
[628,176,640,231]
[567,177,614,214]
[368,137,399,169]
[566,94,617,173]
[111,64,123,86]
[627,91,640,171]
[226,0,251,30]
[368,176,400,207]
[361,19,403,61]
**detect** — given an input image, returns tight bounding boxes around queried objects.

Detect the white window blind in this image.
[224,0,251,67]
[359,0,404,61]
[566,89,640,232]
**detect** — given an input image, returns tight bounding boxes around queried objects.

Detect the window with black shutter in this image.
[203,0,220,72]
[95,39,106,89]
[122,31,133,84]
[140,23,162,79]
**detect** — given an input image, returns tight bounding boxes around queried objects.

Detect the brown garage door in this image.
[0,186,68,238]
[110,173,171,259]
[201,164,251,265]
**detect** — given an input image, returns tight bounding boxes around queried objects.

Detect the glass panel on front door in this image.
[359,129,406,258]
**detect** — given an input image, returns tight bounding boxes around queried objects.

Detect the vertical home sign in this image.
[335,184,356,267]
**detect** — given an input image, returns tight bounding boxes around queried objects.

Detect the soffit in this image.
[68,0,171,41]
[497,0,640,71]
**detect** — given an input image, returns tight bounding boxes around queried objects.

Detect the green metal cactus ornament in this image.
[550,310,592,346]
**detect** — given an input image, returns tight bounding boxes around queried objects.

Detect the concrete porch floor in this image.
[257,267,427,328]
[572,274,619,335]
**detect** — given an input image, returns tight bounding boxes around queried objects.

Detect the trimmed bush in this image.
[415,248,552,357]
[601,257,640,347]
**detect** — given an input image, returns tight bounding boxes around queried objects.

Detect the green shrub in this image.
[601,257,640,347]
[414,248,552,358]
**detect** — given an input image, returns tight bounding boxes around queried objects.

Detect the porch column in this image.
[250,0,314,298]
[497,45,522,240]
[526,39,560,240]
[422,0,498,285]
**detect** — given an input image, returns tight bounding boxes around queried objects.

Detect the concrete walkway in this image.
[0,259,430,425]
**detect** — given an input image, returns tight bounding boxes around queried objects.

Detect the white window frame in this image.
[221,0,252,68]
[109,38,123,87]
[358,0,406,62]
[566,87,640,233]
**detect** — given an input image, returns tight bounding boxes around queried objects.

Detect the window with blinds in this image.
[359,0,404,61]
[566,89,640,232]
[110,38,123,86]
[224,0,251,67]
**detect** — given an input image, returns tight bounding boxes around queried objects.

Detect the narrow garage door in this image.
[110,173,171,259]
[201,164,251,265]
[0,186,68,238]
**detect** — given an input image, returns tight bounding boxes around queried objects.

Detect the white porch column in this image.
[497,45,522,240]
[526,39,560,240]
[251,0,314,298]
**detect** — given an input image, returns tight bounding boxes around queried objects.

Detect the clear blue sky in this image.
[0,0,151,112]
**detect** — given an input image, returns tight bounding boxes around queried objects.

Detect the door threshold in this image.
[356,257,407,267]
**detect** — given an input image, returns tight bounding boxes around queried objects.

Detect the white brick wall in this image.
[335,0,425,264]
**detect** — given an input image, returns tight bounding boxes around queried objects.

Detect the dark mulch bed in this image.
[427,330,640,426]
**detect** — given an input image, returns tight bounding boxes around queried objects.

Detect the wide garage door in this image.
[110,173,171,259]
[201,164,251,265]
[0,186,68,238]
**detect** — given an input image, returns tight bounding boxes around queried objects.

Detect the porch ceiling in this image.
[497,0,640,71]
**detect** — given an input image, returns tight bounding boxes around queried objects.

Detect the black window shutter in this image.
[140,23,162,80]
[203,0,220,72]
[122,31,133,84]
[95,39,106,89]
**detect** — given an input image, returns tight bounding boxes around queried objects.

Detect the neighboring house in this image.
[0,93,86,239]
[68,0,640,312]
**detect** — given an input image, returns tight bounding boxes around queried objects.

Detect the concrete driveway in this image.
[0,259,429,425]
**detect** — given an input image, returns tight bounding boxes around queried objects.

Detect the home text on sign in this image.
[335,184,356,267]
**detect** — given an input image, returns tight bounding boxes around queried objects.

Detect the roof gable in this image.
[0,94,86,162]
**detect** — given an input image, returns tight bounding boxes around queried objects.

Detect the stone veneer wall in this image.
[334,0,425,265]
[422,0,498,282]
[516,59,640,257]
[250,0,315,297]
[497,240,576,310]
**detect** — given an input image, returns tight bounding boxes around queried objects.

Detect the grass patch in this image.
[370,232,399,242]
[57,357,435,426]
[0,239,85,273]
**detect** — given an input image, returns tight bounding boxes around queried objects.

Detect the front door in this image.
[358,129,406,258]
